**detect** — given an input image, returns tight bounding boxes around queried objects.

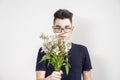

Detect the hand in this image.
[46,70,63,80]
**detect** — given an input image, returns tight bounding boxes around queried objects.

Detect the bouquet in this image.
[39,33,71,75]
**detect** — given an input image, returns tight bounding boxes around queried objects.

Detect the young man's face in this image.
[52,18,74,41]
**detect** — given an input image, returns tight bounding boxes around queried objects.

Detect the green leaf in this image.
[65,64,69,75]
[39,54,50,63]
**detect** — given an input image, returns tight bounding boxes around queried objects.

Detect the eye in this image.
[55,28,61,30]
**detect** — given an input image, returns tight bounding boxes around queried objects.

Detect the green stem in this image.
[55,63,61,72]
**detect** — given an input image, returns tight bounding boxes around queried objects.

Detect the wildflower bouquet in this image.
[39,33,71,75]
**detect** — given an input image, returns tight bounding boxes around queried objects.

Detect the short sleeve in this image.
[36,48,46,71]
[82,46,92,71]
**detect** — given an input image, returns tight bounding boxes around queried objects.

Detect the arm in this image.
[83,70,92,80]
[36,71,46,80]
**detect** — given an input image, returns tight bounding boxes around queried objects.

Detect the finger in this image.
[53,71,61,76]
[60,70,63,74]
[52,77,61,80]
[52,73,62,79]
[51,72,62,79]
[51,76,61,80]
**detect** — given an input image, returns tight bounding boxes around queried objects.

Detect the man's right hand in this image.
[46,70,63,80]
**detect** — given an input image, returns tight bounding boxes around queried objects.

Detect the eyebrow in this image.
[55,25,61,28]
[65,25,70,28]
[55,25,71,28]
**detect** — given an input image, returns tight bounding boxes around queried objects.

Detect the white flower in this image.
[54,46,60,55]
[64,40,72,52]
[40,33,71,53]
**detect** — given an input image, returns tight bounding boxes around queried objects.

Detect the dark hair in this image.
[53,9,73,24]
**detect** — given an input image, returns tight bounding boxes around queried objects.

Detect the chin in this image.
[61,38,69,42]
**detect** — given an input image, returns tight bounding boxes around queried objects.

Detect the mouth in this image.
[60,36,66,39]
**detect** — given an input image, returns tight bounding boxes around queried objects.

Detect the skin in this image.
[52,18,74,41]
[36,18,92,80]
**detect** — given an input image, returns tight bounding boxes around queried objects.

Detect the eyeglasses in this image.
[54,27,72,33]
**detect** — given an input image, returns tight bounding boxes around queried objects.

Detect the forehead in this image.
[54,18,72,26]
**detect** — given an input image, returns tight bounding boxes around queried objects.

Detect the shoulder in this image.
[72,42,88,50]
[37,47,46,58]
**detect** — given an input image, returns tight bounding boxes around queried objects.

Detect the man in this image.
[36,9,92,80]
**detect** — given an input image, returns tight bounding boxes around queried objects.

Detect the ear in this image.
[52,26,55,33]
[52,26,54,29]
[71,26,74,32]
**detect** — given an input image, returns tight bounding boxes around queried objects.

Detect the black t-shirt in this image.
[36,43,92,80]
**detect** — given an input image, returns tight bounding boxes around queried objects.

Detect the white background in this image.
[0,0,120,80]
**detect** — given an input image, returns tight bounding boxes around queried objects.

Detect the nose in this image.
[61,28,65,33]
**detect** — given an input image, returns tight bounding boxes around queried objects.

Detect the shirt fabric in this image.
[36,43,92,80]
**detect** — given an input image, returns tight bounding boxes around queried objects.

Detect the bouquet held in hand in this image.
[39,33,71,75]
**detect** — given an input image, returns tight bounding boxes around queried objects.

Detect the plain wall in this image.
[0,0,120,80]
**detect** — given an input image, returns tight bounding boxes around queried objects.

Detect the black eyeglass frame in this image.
[54,27,72,33]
